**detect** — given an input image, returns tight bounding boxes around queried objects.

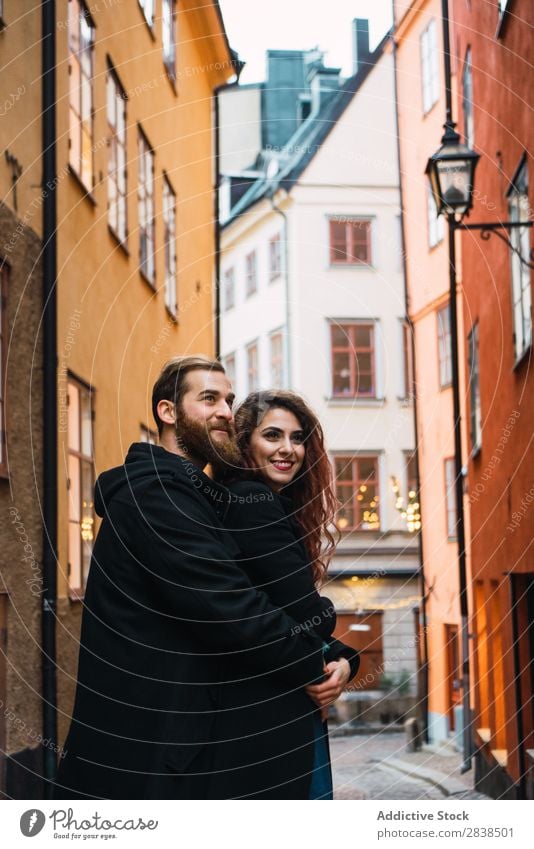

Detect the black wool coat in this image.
[209,479,360,799]
[53,444,325,800]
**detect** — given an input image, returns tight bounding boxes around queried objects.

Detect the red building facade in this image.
[453,0,533,799]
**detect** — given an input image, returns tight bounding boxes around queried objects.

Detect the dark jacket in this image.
[210,479,360,799]
[54,444,325,800]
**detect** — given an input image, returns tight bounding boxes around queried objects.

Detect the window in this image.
[223,267,235,311]
[329,218,372,265]
[468,323,482,452]
[427,183,444,248]
[106,65,127,244]
[405,451,418,500]
[331,323,375,398]
[508,159,532,361]
[270,331,284,387]
[420,19,439,114]
[437,305,452,387]
[444,457,457,539]
[334,455,380,532]
[246,341,259,392]
[0,261,7,475]
[68,0,95,189]
[269,233,282,281]
[245,250,258,296]
[67,377,95,594]
[163,176,177,316]
[138,0,154,28]
[138,128,155,284]
[223,352,236,387]
[462,48,474,149]
[162,0,177,81]
[140,424,157,444]
[402,321,414,399]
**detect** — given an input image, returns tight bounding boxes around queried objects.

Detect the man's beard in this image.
[174,407,243,472]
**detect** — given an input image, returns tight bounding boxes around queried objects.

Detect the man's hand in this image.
[305,658,351,711]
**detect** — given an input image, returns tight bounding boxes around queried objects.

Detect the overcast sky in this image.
[219,0,393,84]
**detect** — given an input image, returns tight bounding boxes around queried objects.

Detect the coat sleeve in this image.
[135,478,325,687]
[225,483,356,660]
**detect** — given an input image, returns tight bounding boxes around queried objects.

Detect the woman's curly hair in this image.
[231,390,339,586]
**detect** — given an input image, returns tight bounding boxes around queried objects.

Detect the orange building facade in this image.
[393,0,472,746]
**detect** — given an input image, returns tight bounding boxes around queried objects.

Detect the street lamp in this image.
[425,118,480,219]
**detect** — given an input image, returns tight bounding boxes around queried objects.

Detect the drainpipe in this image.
[268,194,291,388]
[390,15,430,744]
[213,52,244,359]
[41,0,58,795]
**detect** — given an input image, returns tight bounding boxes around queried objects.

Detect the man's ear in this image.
[156,399,176,427]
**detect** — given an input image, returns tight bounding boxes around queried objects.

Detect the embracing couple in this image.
[54,355,360,800]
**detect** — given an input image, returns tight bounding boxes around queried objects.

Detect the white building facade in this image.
[219,41,421,712]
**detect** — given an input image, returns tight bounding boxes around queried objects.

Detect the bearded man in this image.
[54,356,329,800]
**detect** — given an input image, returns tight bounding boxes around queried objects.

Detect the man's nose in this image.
[214,401,233,421]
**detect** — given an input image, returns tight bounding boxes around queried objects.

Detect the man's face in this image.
[174,369,241,470]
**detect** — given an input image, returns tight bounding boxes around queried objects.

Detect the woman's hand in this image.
[305,658,350,709]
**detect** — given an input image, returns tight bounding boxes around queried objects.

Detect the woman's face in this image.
[248,407,306,492]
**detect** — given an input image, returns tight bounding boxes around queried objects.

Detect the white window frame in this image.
[420,18,439,115]
[468,322,482,453]
[138,127,155,285]
[269,328,285,388]
[163,175,177,317]
[162,0,177,82]
[427,182,444,248]
[507,158,532,362]
[462,48,474,149]
[223,266,235,311]
[246,340,259,393]
[106,64,128,244]
[138,0,155,28]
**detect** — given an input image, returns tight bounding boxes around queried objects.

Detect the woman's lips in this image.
[271,460,294,471]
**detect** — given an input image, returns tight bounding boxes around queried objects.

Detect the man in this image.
[54,356,350,799]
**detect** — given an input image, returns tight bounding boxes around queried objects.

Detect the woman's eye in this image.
[263,431,280,440]
[292,434,305,444]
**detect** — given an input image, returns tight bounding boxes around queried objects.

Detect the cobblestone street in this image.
[330,730,488,800]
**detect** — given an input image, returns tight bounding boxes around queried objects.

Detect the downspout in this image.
[41,0,58,795]
[268,194,291,388]
[213,52,244,360]
[390,17,430,744]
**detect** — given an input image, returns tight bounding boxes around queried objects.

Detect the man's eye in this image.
[205,394,216,402]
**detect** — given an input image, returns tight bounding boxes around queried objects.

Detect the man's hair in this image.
[152,355,225,435]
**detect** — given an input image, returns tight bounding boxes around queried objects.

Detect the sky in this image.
[218,0,393,84]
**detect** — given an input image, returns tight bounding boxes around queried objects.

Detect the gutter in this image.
[213,50,244,359]
[41,0,58,795]
[268,193,291,387]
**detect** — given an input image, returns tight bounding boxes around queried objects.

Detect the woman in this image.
[212,390,359,799]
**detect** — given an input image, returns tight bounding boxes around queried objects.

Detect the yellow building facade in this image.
[0,0,235,793]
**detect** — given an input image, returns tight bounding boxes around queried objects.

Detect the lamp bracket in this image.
[453,220,534,270]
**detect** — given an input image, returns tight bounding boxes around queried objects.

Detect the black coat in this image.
[210,479,360,799]
[54,444,325,800]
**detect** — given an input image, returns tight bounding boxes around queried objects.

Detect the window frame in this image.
[437,304,452,389]
[223,266,235,311]
[462,47,474,149]
[468,322,482,454]
[330,321,376,399]
[333,453,381,532]
[162,0,177,83]
[223,352,236,388]
[138,126,156,286]
[420,18,439,115]
[269,329,285,388]
[0,260,8,478]
[427,182,444,249]
[245,250,258,297]
[138,0,155,31]
[67,373,95,599]
[328,217,372,266]
[269,233,282,282]
[68,0,96,192]
[106,60,128,246]
[444,456,458,540]
[507,156,532,364]
[163,173,177,318]
[246,340,259,393]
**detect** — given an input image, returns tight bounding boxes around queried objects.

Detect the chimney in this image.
[308,64,341,114]
[353,18,370,75]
